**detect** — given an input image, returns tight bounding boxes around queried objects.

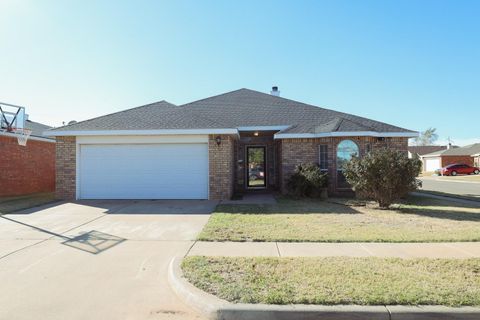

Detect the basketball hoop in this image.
[0,102,30,145]
[15,128,32,146]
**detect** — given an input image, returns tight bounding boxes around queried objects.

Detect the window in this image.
[247,146,266,188]
[336,140,359,188]
[319,145,328,171]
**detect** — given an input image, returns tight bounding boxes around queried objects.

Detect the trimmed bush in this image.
[286,163,328,198]
[343,148,422,208]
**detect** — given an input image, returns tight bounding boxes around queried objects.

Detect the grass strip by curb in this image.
[182,256,480,306]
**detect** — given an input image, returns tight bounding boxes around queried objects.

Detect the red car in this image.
[440,163,480,176]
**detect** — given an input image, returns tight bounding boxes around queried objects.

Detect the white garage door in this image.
[79,144,208,199]
[425,158,441,172]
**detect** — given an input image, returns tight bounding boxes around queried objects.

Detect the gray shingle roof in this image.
[423,143,480,157]
[25,120,53,139]
[49,88,415,135]
[408,145,451,156]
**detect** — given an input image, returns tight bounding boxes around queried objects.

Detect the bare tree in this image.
[414,128,438,146]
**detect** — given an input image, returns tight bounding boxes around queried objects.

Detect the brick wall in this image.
[209,134,235,200]
[0,135,55,197]
[441,155,474,167]
[280,136,409,194]
[55,136,76,199]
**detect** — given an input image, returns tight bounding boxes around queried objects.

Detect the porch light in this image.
[215,135,222,146]
[254,131,259,136]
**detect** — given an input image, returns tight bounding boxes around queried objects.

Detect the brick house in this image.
[45,88,417,200]
[0,120,55,197]
[421,143,480,172]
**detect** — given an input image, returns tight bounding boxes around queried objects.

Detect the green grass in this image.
[182,256,480,306]
[198,196,480,242]
[0,192,57,214]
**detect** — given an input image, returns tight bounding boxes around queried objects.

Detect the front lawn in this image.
[182,256,480,306]
[198,196,480,242]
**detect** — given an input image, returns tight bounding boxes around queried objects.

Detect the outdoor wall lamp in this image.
[215,135,222,146]
[253,131,259,136]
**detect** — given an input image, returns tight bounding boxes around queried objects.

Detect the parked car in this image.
[249,168,265,180]
[440,163,480,176]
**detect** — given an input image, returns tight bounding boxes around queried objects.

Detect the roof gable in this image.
[47,88,416,136]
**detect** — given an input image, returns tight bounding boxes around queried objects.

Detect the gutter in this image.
[44,128,419,140]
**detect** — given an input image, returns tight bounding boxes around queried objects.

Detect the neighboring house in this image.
[408,145,456,171]
[0,120,55,197]
[421,143,480,172]
[474,153,480,168]
[45,88,417,200]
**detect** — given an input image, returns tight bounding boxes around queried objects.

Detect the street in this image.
[419,176,480,199]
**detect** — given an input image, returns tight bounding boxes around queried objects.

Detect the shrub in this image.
[286,163,328,198]
[343,148,422,209]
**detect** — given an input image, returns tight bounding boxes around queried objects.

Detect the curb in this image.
[411,191,480,206]
[168,257,480,320]
[168,256,227,319]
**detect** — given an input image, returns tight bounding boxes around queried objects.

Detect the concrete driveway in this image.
[0,200,216,320]
[420,176,480,199]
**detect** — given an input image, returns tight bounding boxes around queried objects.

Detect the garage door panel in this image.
[425,158,441,172]
[79,144,208,199]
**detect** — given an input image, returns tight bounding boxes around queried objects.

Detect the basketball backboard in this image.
[0,102,31,146]
[0,102,26,132]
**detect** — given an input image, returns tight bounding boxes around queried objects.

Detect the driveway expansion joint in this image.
[385,305,392,320]
[185,240,198,258]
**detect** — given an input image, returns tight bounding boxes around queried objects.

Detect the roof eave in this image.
[274,131,419,139]
[43,128,239,137]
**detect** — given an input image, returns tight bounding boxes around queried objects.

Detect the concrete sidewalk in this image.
[188,241,480,259]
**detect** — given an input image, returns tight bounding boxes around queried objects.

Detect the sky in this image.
[0,0,479,146]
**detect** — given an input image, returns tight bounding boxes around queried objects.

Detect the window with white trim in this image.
[336,140,359,188]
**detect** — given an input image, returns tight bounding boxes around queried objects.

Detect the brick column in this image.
[55,136,76,200]
[209,134,235,200]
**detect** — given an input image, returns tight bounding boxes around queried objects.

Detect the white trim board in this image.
[44,128,238,137]
[46,128,418,140]
[274,131,419,139]
[0,131,55,143]
[76,135,208,144]
[237,125,290,131]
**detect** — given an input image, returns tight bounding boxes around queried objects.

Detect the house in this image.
[45,88,417,200]
[474,153,480,168]
[408,145,457,171]
[0,120,56,197]
[421,143,480,172]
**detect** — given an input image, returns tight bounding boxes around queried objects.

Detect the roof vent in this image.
[270,86,280,97]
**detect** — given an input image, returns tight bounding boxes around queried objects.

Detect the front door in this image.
[246,146,266,188]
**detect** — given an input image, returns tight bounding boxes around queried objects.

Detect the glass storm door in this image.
[247,146,266,188]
